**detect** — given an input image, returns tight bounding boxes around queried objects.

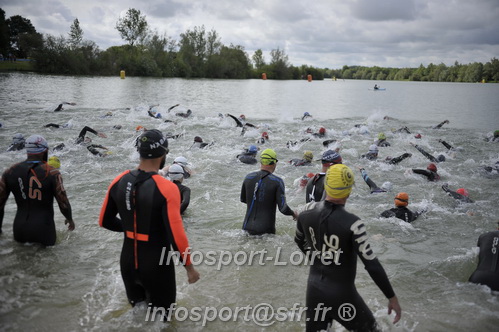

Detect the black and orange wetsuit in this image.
[295,201,396,332]
[0,160,72,246]
[99,169,192,309]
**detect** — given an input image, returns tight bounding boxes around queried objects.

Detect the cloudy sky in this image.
[2,0,499,68]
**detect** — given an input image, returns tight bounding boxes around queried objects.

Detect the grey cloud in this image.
[351,0,419,21]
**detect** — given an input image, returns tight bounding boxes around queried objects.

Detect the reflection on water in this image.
[0,73,498,331]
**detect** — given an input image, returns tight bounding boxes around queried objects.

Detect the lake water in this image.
[0,73,498,332]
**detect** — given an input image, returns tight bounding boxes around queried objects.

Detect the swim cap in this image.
[136,125,144,132]
[427,163,437,172]
[306,172,315,178]
[437,154,446,162]
[136,129,168,159]
[456,188,469,197]
[25,135,48,155]
[319,127,326,135]
[321,150,342,164]
[260,148,278,165]
[194,136,203,143]
[262,132,269,139]
[48,156,60,169]
[239,114,246,120]
[12,133,25,144]
[156,113,162,118]
[368,144,379,153]
[167,164,184,181]
[378,132,386,140]
[415,134,422,139]
[395,192,409,207]
[174,156,189,166]
[303,151,314,162]
[325,164,355,199]
[304,112,310,116]
[494,130,499,138]
[381,181,392,192]
[248,145,258,154]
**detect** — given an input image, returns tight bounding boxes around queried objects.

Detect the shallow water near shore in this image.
[0,73,498,331]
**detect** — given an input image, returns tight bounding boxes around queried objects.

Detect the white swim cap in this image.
[168,164,184,181]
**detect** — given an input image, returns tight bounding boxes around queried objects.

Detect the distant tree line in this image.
[0,7,498,82]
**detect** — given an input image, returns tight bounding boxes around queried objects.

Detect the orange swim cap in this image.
[395,192,409,207]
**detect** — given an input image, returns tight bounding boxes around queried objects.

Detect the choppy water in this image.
[0,73,498,331]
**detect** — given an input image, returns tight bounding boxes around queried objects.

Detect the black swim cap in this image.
[136,129,169,159]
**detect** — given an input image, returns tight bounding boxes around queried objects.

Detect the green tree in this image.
[115,8,148,46]
[252,49,265,69]
[0,9,9,54]
[6,15,37,57]
[68,18,83,50]
[269,47,290,79]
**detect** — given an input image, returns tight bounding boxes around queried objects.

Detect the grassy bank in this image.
[0,60,36,72]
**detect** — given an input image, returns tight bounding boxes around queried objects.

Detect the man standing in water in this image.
[295,164,401,331]
[99,129,199,316]
[0,135,74,246]
[468,222,499,291]
[241,148,297,235]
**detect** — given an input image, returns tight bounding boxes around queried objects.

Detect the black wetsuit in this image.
[305,173,325,203]
[175,110,192,118]
[0,160,73,245]
[376,139,391,147]
[287,138,311,148]
[240,170,294,235]
[295,201,395,332]
[87,144,107,157]
[237,152,258,165]
[433,120,448,129]
[412,144,441,163]
[442,185,474,203]
[393,127,411,134]
[76,126,100,144]
[289,158,311,166]
[386,153,411,165]
[362,152,378,161]
[54,104,63,112]
[412,169,440,182]
[380,206,423,223]
[174,181,191,214]
[359,169,386,193]
[226,114,243,127]
[99,169,192,310]
[439,140,454,151]
[7,141,25,152]
[469,231,499,291]
[322,139,337,147]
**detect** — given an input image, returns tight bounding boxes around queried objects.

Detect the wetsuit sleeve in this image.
[180,186,191,214]
[440,140,453,150]
[294,218,307,253]
[0,171,11,233]
[78,126,98,140]
[388,153,411,165]
[360,169,378,191]
[155,176,192,266]
[240,179,247,204]
[380,209,396,218]
[227,114,243,127]
[275,178,294,216]
[414,145,438,163]
[99,171,129,232]
[412,168,431,179]
[52,170,73,222]
[350,220,396,299]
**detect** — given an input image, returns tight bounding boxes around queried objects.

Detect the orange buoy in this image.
[262,73,267,80]
[307,74,312,82]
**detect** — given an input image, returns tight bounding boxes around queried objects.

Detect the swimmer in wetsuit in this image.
[361,144,379,161]
[433,119,449,129]
[441,184,474,203]
[99,129,199,313]
[7,133,25,151]
[295,164,401,331]
[0,135,75,246]
[375,132,391,147]
[87,144,110,157]
[468,223,499,291]
[305,150,342,203]
[410,142,445,163]
[241,148,297,235]
[358,167,392,193]
[237,145,258,165]
[76,126,107,144]
[380,192,426,223]
[167,164,191,214]
[412,163,440,182]
[302,112,312,120]
[289,151,314,166]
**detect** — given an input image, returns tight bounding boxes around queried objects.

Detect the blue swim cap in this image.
[304,112,310,116]
[156,113,162,118]
[248,145,258,153]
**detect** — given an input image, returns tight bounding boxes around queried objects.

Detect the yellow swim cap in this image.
[260,148,278,165]
[303,151,314,162]
[378,132,386,140]
[325,164,355,198]
[48,156,60,169]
